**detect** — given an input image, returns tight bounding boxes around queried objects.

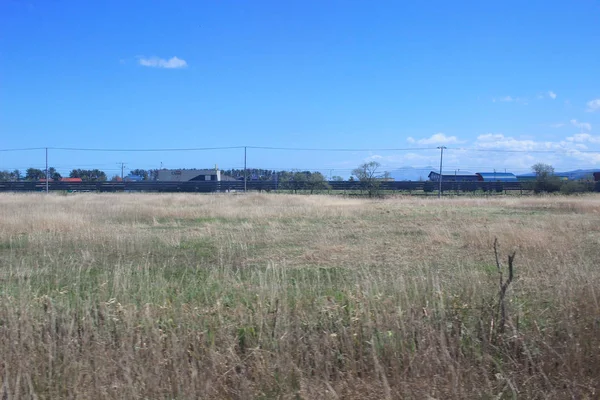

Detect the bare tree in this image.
[531,163,554,180]
[531,163,560,193]
[352,161,382,197]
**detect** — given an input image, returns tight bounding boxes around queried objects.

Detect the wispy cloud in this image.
[496,90,557,104]
[407,133,462,145]
[537,90,557,100]
[498,96,514,102]
[586,99,600,112]
[138,56,188,69]
[492,96,528,105]
[570,119,592,131]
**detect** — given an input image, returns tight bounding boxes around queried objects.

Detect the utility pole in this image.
[455,168,459,194]
[244,146,247,193]
[45,147,49,194]
[118,162,127,180]
[437,146,446,198]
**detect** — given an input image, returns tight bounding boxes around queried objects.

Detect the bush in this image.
[533,177,562,193]
[560,180,594,195]
[423,181,435,193]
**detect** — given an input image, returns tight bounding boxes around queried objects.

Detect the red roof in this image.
[60,178,82,183]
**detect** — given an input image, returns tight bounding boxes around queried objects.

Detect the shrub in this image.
[423,181,435,193]
[560,180,593,195]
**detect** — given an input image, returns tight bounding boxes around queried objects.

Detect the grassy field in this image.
[0,193,599,399]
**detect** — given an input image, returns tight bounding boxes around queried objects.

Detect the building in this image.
[428,171,481,182]
[157,168,221,182]
[124,174,145,182]
[475,172,517,182]
[220,174,239,182]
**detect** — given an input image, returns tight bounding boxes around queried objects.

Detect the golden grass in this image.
[1,193,600,398]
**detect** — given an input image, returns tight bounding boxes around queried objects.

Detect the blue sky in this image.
[1,0,600,178]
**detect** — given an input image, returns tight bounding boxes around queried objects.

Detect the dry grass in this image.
[1,193,600,399]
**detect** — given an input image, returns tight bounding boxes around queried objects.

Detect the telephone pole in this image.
[244,146,247,193]
[437,146,446,198]
[118,162,127,180]
[45,148,49,194]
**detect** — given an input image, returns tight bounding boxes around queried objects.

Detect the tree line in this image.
[0,163,391,195]
[526,163,599,194]
[2,163,598,196]
[0,168,108,182]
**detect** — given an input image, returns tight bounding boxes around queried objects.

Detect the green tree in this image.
[306,172,331,194]
[48,167,62,181]
[0,170,21,181]
[352,161,382,197]
[531,163,561,193]
[25,168,46,181]
[70,169,107,182]
[280,170,309,194]
[148,169,159,181]
[331,175,344,182]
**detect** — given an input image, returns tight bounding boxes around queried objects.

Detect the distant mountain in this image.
[389,167,600,182]
[518,169,600,180]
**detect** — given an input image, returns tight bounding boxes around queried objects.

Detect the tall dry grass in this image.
[0,193,599,398]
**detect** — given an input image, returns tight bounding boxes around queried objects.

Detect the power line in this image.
[449,147,600,154]
[49,146,245,152]
[246,146,437,152]
[1,145,600,154]
[0,147,46,152]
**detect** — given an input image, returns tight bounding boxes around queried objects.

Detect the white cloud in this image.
[566,133,600,144]
[570,119,592,131]
[470,133,600,166]
[548,91,557,100]
[138,56,188,69]
[362,131,600,175]
[586,99,600,112]
[407,133,462,145]
[475,133,543,152]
